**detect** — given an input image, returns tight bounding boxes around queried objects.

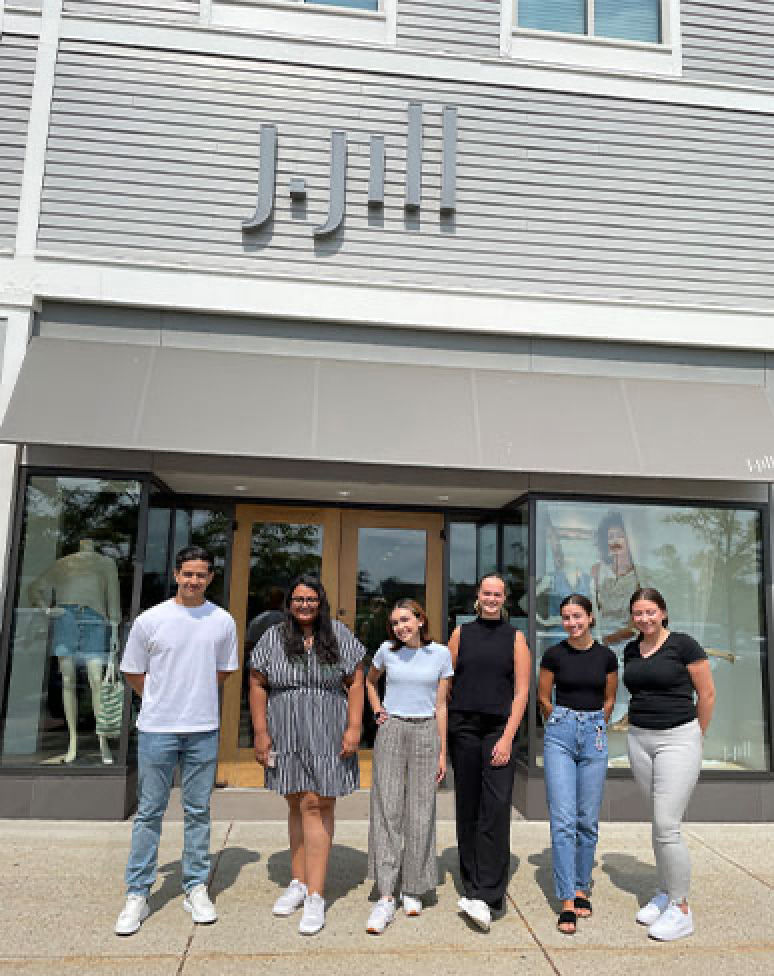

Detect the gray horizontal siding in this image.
[7,1,44,12]
[38,40,774,310]
[62,1,199,22]
[0,35,37,253]
[397,0,500,58]
[682,1,774,90]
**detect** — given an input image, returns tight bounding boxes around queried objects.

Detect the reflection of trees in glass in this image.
[247,523,322,615]
[22,479,141,618]
[665,509,762,654]
[190,510,231,608]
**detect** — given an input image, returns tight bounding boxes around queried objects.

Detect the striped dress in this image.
[250,619,366,797]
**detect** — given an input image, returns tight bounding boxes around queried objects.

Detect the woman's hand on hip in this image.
[340,726,361,758]
[254,731,272,766]
[491,735,512,767]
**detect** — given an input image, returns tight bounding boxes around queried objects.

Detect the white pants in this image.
[627,719,702,902]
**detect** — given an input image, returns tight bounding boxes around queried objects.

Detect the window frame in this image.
[211,0,397,46]
[502,0,682,78]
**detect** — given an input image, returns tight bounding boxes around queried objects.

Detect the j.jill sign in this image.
[242,103,457,238]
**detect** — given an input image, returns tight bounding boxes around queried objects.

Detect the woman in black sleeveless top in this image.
[448,573,531,931]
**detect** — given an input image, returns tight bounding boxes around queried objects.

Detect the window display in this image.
[535,500,768,771]
[0,476,141,768]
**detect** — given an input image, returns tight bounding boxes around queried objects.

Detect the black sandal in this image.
[574,896,592,918]
[557,909,577,935]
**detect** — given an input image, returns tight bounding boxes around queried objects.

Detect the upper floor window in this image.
[518,0,661,44]
[304,0,378,9]
[213,0,394,44]
[505,0,680,77]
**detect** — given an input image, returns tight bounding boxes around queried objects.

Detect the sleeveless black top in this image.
[449,617,516,718]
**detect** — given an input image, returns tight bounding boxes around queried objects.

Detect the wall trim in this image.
[13,0,63,258]
[3,10,774,114]
[2,254,774,353]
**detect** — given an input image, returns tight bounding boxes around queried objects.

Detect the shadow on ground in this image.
[600,851,658,907]
[267,844,369,908]
[210,845,263,899]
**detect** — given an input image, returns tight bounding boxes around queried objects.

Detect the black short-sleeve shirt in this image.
[623,631,707,730]
[540,640,618,712]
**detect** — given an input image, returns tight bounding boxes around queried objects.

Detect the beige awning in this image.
[2,336,773,481]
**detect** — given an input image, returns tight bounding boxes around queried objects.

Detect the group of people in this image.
[113,545,715,946]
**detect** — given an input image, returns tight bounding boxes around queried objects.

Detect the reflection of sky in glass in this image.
[357,528,426,588]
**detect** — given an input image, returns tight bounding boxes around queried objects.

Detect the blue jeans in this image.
[125,730,219,896]
[543,706,608,902]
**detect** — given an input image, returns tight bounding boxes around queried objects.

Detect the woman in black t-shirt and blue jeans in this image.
[538,593,618,935]
[624,587,715,943]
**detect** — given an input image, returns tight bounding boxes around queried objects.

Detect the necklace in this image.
[303,635,314,651]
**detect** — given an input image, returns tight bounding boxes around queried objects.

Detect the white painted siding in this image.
[62,1,199,23]
[36,41,774,311]
[682,1,774,90]
[397,0,500,58]
[0,34,38,252]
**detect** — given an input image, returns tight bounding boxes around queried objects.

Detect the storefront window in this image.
[0,476,142,768]
[535,499,768,772]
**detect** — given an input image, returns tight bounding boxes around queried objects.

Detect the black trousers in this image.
[448,710,515,908]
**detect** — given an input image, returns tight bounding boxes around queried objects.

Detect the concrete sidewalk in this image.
[2,816,773,975]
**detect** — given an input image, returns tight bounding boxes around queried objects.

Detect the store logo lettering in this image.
[242,103,457,238]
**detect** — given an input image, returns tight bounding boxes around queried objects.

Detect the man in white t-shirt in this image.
[114,546,238,936]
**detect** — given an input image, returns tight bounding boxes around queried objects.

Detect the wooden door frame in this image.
[219,506,341,784]
[337,510,444,642]
[219,505,444,786]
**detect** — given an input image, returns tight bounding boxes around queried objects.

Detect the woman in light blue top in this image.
[364,599,453,935]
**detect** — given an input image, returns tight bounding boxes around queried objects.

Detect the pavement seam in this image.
[177,820,234,975]
[506,893,563,976]
[687,829,774,891]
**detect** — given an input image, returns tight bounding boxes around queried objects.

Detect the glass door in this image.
[338,511,444,787]
[220,505,444,789]
[219,507,341,787]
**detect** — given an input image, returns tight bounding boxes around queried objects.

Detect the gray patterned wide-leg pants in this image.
[367,716,440,897]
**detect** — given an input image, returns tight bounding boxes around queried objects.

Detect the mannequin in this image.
[30,538,121,764]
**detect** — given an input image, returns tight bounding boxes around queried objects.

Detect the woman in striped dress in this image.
[249,575,366,936]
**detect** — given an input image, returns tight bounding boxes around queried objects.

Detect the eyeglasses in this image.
[290,597,320,606]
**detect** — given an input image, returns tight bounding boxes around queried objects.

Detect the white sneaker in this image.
[299,893,326,935]
[458,896,491,931]
[183,884,217,924]
[114,894,149,936]
[366,897,396,934]
[402,892,422,917]
[648,902,694,942]
[273,879,308,917]
[636,892,670,926]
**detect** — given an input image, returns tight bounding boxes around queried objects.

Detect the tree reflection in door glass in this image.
[355,527,427,749]
[238,522,323,747]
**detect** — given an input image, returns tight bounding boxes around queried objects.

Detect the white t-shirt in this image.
[121,599,238,733]
[372,640,453,718]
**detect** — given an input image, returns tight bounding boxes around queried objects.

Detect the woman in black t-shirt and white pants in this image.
[538,593,618,936]
[624,587,715,943]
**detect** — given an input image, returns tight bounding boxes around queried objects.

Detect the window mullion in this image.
[587,0,595,38]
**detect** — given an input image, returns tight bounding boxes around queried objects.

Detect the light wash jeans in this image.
[543,706,609,902]
[627,719,702,902]
[125,730,219,896]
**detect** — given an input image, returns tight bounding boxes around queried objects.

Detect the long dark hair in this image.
[281,575,340,666]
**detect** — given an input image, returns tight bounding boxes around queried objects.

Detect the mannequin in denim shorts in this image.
[30,539,121,764]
